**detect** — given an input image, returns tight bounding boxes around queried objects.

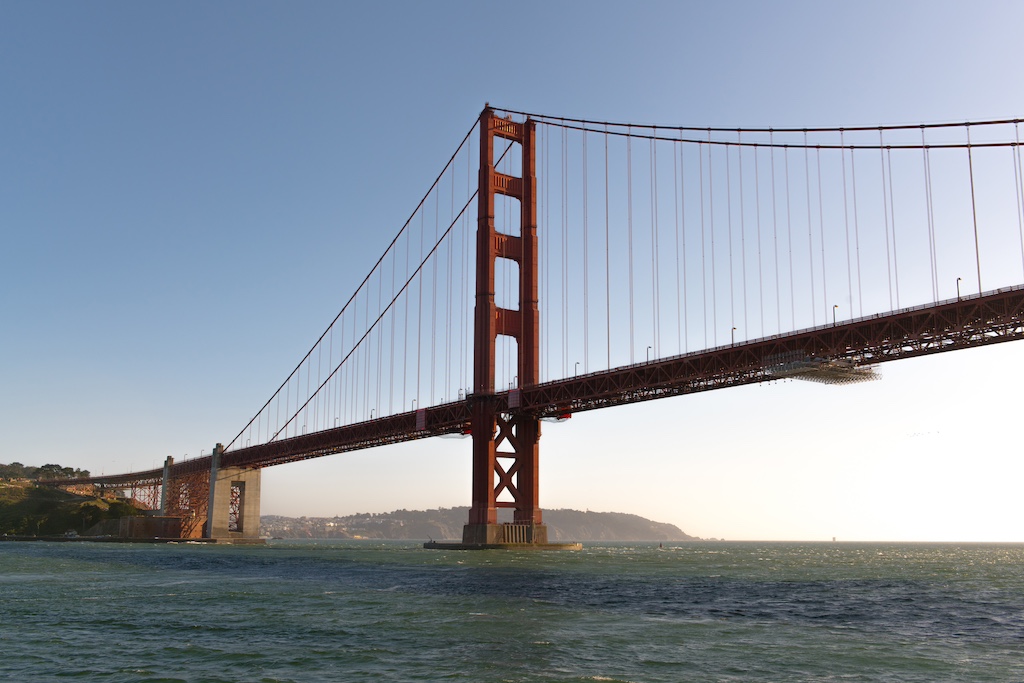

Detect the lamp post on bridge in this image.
[957,277,962,301]
[646,345,652,363]
[731,327,736,347]
[833,304,838,327]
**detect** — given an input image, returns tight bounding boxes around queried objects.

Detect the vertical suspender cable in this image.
[352,293,359,422]
[840,130,853,321]
[543,125,550,381]
[310,344,316,430]
[725,142,735,338]
[315,329,323,428]
[879,130,894,311]
[363,277,370,420]
[471,133,477,392]
[628,129,636,362]
[673,135,682,354]
[430,192,438,402]
[651,134,661,357]
[459,144,468,396]
[389,243,396,414]
[804,132,816,325]
[708,130,717,346]
[565,125,573,376]
[784,145,795,326]
[308,344,315,430]
[354,299,361,423]
[316,327,322,430]
[739,132,749,337]
[354,292,362,421]
[770,131,781,333]
[605,126,611,369]
[340,314,347,426]
[922,129,939,300]
[680,137,689,353]
[543,124,551,380]
[816,147,828,323]
[402,217,409,411]
[366,267,374,418]
[583,130,590,372]
[755,146,765,336]
[283,367,289,437]
[327,325,334,426]
[282,381,301,442]
[966,123,983,294]
[299,353,306,434]
[850,147,863,316]
[564,128,571,376]
[887,146,901,309]
[698,139,708,348]
[1014,122,1024,278]
[416,212,424,407]
[300,357,307,434]
[374,255,382,417]
[446,167,455,399]
[377,246,384,414]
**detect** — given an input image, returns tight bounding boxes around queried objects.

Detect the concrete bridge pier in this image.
[205,443,262,542]
[159,455,173,515]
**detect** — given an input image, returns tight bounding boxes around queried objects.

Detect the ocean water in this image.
[1,540,1022,682]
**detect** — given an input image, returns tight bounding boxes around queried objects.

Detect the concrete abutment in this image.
[205,443,262,541]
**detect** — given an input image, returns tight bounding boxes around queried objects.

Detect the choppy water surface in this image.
[1,540,1022,682]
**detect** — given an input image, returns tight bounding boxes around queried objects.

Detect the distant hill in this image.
[262,507,698,542]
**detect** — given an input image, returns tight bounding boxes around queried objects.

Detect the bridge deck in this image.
[71,285,1024,487]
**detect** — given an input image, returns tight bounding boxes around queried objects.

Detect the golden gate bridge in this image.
[53,107,1024,546]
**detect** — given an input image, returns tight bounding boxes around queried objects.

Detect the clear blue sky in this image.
[3,1,1023,541]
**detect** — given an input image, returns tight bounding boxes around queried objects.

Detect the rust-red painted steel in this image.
[468,108,542,527]
[54,285,1024,491]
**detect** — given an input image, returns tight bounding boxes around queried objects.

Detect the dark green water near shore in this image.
[2,540,1022,682]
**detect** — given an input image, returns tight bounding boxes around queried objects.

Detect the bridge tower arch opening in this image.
[462,107,548,546]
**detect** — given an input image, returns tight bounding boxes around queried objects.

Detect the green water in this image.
[1,540,1022,681]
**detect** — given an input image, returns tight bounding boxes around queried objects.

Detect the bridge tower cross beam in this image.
[464,106,546,545]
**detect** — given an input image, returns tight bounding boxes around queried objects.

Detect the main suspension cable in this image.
[492,106,1021,136]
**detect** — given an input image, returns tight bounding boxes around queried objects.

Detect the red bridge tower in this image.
[462,107,547,546]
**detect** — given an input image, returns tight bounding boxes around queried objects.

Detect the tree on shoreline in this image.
[0,462,90,481]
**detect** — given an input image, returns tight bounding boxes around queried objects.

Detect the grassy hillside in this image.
[0,481,141,536]
[262,507,698,542]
